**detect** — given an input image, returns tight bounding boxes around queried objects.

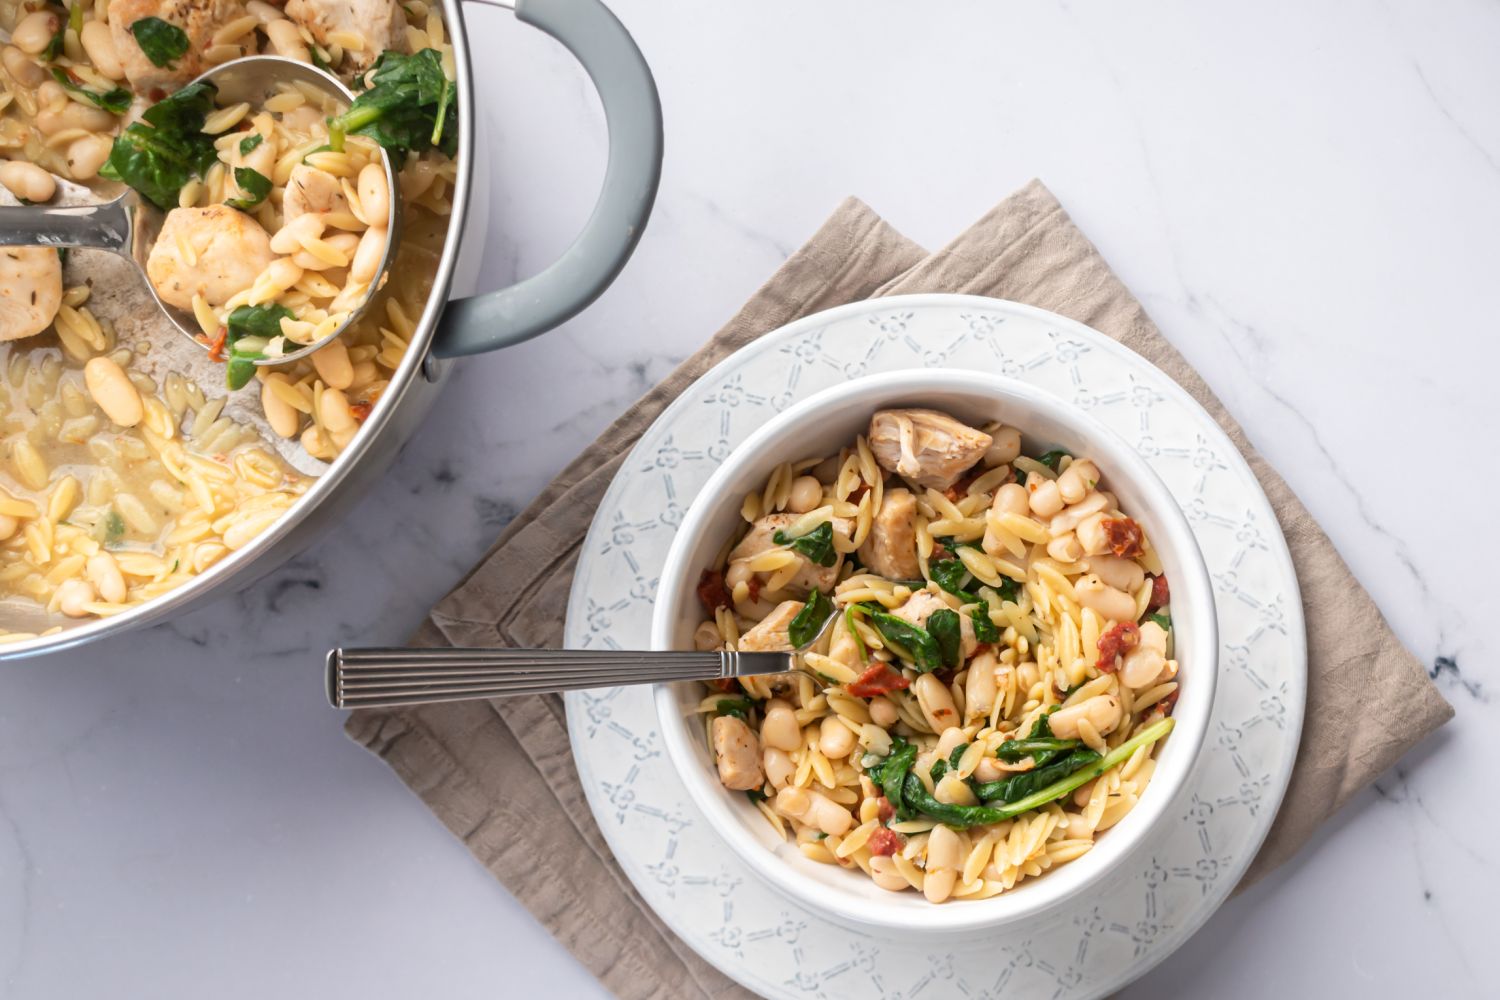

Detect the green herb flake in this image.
[1149,611,1172,631]
[103,511,126,546]
[238,133,264,156]
[772,520,837,567]
[1037,449,1071,472]
[130,17,190,68]
[715,696,754,722]
[744,788,767,804]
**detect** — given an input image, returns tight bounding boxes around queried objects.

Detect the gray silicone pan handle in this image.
[432,0,663,358]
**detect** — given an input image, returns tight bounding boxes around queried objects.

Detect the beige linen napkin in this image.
[345,180,1452,1000]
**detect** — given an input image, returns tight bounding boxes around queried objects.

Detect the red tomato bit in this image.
[1095,621,1140,673]
[847,662,911,698]
[1101,517,1146,558]
[696,569,729,614]
[207,326,227,362]
[876,796,895,823]
[868,827,904,857]
[1148,574,1170,611]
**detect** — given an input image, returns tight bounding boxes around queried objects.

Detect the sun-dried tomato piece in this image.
[745,575,762,604]
[1101,517,1146,558]
[1096,621,1140,673]
[697,569,729,614]
[868,827,904,857]
[1148,574,1170,611]
[846,662,911,698]
[1161,688,1181,716]
[876,796,895,823]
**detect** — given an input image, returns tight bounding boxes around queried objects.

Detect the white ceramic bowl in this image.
[652,369,1217,935]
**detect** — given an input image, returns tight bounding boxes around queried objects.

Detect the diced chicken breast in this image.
[893,590,977,659]
[727,514,853,596]
[868,408,992,490]
[147,205,274,309]
[827,612,863,669]
[712,715,764,791]
[738,600,805,652]
[0,247,62,341]
[281,163,351,222]
[285,0,406,71]
[857,487,920,579]
[110,0,250,96]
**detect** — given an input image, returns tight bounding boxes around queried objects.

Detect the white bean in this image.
[818,716,857,759]
[83,357,143,427]
[985,426,1021,466]
[868,856,909,892]
[786,475,823,514]
[79,21,125,80]
[762,746,795,789]
[12,11,61,55]
[0,161,55,203]
[1049,490,1109,534]
[991,482,1028,517]
[1088,553,1144,594]
[1028,477,1064,518]
[1049,695,1123,740]
[1120,645,1167,689]
[86,552,127,604]
[36,102,116,136]
[868,696,899,727]
[914,672,960,734]
[964,650,998,718]
[260,374,300,438]
[1077,512,1111,556]
[1073,575,1136,623]
[350,225,387,284]
[311,340,354,390]
[1138,620,1169,655]
[357,162,390,228]
[923,825,962,903]
[56,578,95,618]
[773,786,852,837]
[64,134,112,181]
[318,386,355,433]
[0,515,15,541]
[1046,533,1082,563]
[760,698,801,752]
[1057,459,1100,504]
[1,46,45,87]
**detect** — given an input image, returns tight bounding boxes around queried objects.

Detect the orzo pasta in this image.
[0,0,459,631]
[695,408,1179,902]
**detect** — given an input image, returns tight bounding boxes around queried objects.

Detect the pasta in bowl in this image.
[653,370,1216,933]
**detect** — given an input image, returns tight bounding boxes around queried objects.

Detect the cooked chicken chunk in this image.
[826,612,863,669]
[0,247,62,341]
[285,0,406,71]
[281,163,352,222]
[738,600,804,652]
[110,0,249,95]
[728,514,853,596]
[868,409,992,490]
[711,715,764,791]
[146,205,274,309]
[857,487,920,579]
[893,590,977,659]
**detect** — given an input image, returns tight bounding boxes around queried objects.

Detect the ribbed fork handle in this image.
[326,647,790,709]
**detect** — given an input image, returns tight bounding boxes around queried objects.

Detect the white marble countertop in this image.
[4,1,1495,996]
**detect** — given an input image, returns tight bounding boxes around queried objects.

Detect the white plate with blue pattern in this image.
[564,294,1305,999]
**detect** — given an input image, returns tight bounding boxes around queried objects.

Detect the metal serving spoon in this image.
[327,611,843,709]
[0,55,401,368]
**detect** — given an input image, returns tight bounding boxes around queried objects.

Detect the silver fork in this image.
[327,646,795,709]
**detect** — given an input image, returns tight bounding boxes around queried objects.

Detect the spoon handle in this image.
[0,196,137,252]
[326,646,793,709]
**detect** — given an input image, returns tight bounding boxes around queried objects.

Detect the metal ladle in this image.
[0,55,401,368]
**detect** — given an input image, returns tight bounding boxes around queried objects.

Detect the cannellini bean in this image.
[83,357,143,427]
[759,698,801,752]
[86,552,127,604]
[1057,459,1100,504]
[914,672,960,734]
[972,756,1004,783]
[56,578,95,618]
[818,716,857,759]
[357,162,390,227]
[350,225,387,284]
[318,386,356,433]
[260,374,300,438]
[0,515,15,541]
[985,426,1022,466]
[992,482,1028,517]
[1049,491,1109,534]
[0,161,55,203]
[868,696,899,727]
[1120,645,1167,689]
[12,11,60,55]
[1088,553,1144,594]
[868,855,909,892]
[692,621,720,651]
[1073,777,1098,808]
[774,786,852,837]
[935,726,967,759]
[1046,533,1083,563]
[1028,477,1064,518]
[924,825,962,903]
[1,46,46,87]
[964,649,998,718]
[36,100,117,136]
[1049,695,1122,740]
[1138,620,1169,655]
[1077,512,1111,556]
[1073,575,1136,623]
[311,339,354,390]
[725,560,753,589]
[762,746,795,789]
[711,715,764,791]
[786,475,822,514]
[269,212,325,255]
[64,134,112,181]
[79,21,125,80]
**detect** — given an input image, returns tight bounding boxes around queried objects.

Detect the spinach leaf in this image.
[223,304,293,389]
[100,510,126,546]
[1149,611,1172,631]
[974,749,1101,804]
[745,788,767,804]
[949,743,969,770]
[929,558,977,603]
[927,608,962,670]
[49,68,130,115]
[715,697,754,721]
[99,82,219,210]
[928,758,948,784]
[986,718,1175,820]
[970,606,1000,643]
[328,48,457,157]
[239,133,264,156]
[1037,449,1071,471]
[868,738,917,820]
[992,577,1021,603]
[900,773,1008,829]
[130,17,189,68]
[786,589,833,649]
[858,606,944,673]
[772,520,836,567]
[996,709,1074,766]
[224,167,271,211]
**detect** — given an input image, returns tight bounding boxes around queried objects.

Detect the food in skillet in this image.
[694,409,1178,902]
[0,0,458,630]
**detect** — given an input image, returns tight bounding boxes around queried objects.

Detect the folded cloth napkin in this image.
[345,180,1453,1000]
